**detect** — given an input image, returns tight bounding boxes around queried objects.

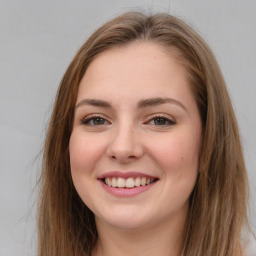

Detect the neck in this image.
[93,213,186,256]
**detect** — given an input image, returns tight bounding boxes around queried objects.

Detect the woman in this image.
[38,12,251,255]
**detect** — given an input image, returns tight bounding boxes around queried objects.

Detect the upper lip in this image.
[97,171,158,179]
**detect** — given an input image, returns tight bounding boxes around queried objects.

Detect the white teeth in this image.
[106,177,111,186]
[104,177,155,188]
[135,177,141,187]
[117,177,125,188]
[112,177,117,187]
[126,177,135,188]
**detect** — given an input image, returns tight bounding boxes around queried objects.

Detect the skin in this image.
[69,42,202,256]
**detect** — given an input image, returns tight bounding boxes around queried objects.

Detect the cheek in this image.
[69,130,108,209]
[69,130,106,175]
[146,130,201,174]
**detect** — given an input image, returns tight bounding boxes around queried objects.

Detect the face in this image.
[69,42,202,231]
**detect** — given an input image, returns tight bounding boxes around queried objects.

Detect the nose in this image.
[106,124,144,163]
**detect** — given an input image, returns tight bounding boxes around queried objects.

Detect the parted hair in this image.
[38,11,249,256]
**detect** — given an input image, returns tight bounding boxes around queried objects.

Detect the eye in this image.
[148,116,176,126]
[81,116,110,126]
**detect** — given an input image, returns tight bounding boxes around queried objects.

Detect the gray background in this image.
[0,1,255,255]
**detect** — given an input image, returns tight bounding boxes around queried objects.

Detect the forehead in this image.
[77,42,192,103]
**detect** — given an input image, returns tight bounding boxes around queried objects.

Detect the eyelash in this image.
[146,115,176,126]
[80,115,176,127]
[81,115,110,126]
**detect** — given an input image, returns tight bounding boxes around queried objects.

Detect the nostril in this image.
[109,154,136,160]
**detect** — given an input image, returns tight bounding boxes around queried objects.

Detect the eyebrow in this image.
[76,97,187,112]
[76,99,112,108]
[137,97,188,112]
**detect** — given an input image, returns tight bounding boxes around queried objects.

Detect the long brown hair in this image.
[38,12,249,256]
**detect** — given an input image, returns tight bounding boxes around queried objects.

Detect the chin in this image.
[95,207,152,230]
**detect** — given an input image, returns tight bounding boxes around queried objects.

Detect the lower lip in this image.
[100,180,157,197]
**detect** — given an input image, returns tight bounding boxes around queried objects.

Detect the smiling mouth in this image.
[101,177,158,189]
